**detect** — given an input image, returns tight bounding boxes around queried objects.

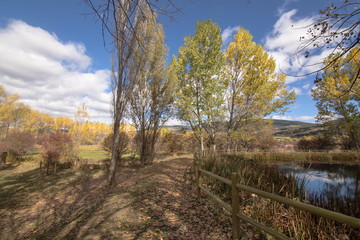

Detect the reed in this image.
[229,151,360,163]
[197,153,360,239]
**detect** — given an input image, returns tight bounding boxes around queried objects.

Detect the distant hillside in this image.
[163,120,323,138]
[272,119,315,128]
[163,125,192,133]
[272,120,322,138]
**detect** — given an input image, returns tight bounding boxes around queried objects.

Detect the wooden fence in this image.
[194,161,360,240]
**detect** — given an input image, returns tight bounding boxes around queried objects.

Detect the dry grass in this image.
[0,154,232,240]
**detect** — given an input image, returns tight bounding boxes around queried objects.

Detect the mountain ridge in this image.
[164,119,320,137]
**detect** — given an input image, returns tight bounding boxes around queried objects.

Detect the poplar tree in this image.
[225,28,295,152]
[129,8,175,166]
[175,20,226,152]
[85,0,146,185]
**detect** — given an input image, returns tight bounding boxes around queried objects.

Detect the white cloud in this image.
[302,83,310,89]
[0,20,112,122]
[164,118,185,126]
[272,115,293,121]
[290,87,302,95]
[271,115,315,122]
[264,10,331,84]
[294,115,315,121]
[221,26,239,48]
[277,0,299,15]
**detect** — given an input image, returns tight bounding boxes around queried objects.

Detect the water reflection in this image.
[277,163,360,201]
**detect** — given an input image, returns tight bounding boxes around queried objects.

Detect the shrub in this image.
[297,135,335,150]
[163,132,187,154]
[0,131,35,160]
[41,132,74,174]
[101,132,129,159]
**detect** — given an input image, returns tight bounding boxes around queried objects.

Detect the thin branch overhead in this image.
[295,0,360,87]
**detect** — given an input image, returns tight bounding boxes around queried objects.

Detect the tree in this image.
[0,85,31,135]
[85,0,179,185]
[0,85,31,168]
[312,47,360,150]
[298,0,359,88]
[54,117,74,132]
[23,110,54,135]
[175,20,226,152]
[225,28,295,152]
[85,0,149,186]
[231,119,276,152]
[128,7,175,166]
[72,103,90,144]
[0,85,19,136]
[75,103,89,125]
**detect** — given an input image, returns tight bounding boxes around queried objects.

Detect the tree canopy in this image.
[175,20,226,151]
[225,27,296,152]
[312,46,360,150]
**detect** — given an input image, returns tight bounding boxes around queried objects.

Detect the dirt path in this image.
[1,155,232,239]
[66,155,232,239]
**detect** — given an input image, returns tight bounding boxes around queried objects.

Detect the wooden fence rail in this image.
[194,161,360,240]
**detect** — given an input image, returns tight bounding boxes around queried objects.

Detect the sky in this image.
[0,0,334,124]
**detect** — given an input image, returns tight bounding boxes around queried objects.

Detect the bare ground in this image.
[0,155,233,239]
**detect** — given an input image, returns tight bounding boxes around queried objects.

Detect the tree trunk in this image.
[108,121,121,186]
[140,129,147,167]
[210,132,216,152]
[227,134,231,154]
[39,161,43,176]
[46,161,50,175]
[0,152,7,169]
[53,162,57,175]
[200,135,204,155]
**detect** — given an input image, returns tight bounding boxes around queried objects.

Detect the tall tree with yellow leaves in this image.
[23,110,54,134]
[225,28,295,152]
[312,47,360,150]
[176,20,226,152]
[0,85,31,136]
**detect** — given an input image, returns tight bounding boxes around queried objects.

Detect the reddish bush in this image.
[41,132,73,174]
[0,131,35,160]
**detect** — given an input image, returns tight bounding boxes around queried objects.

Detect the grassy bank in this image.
[197,153,359,239]
[228,151,360,164]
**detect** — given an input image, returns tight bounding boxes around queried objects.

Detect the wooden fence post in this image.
[231,173,241,240]
[195,162,201,197]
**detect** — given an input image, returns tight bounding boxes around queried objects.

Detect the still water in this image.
[277,163,360,201]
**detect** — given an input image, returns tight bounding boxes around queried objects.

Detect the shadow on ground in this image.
[0,155,232,240]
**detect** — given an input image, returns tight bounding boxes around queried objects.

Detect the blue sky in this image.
[0,0,333,123]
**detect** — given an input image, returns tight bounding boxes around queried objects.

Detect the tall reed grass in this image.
[248,151,360,163]
[196,153,359,239]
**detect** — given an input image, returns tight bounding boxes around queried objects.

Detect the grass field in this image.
[77,145,109,163]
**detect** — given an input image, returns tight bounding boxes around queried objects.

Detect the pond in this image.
[277,163,360,201]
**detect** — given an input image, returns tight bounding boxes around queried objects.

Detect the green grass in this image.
[78,145,109,163]
[19,145,109,164]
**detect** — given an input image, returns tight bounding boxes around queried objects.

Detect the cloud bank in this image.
[264,10,332,84]
[0,20,112,122]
